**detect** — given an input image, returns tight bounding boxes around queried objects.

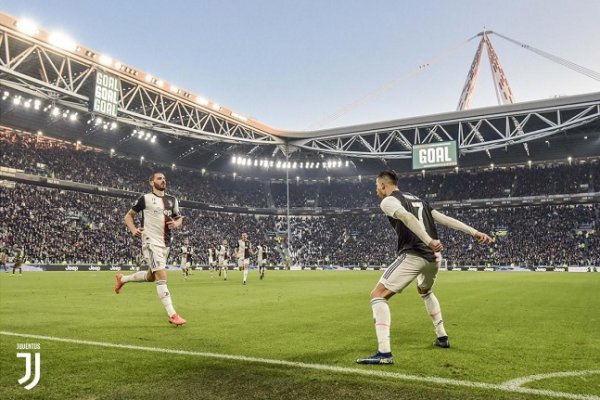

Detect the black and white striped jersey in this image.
[131,193,181,247]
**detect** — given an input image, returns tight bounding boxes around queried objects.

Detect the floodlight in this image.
[16,19,39,36]
[48,32,77,52]
[99,54,112,66]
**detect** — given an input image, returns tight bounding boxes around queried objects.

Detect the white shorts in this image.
[180,259,190,269]
[143,244,170,272]
[218,257,227,267]
[238,258,250,267]
[378,253,439,294]
[258,258,266,266]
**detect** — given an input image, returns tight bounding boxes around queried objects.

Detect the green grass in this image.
[1,270,599,399]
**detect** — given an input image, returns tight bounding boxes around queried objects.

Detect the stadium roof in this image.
[1,12,599,177]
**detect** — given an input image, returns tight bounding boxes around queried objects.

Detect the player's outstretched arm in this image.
[431,210,493,244]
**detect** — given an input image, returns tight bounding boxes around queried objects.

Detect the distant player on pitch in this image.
[0,248,8,273]
[207,246,216,278]
[256,244,267,280]
[237,233,253,285]
[180,238,193,279]
[357,170,492,365]
[115,171,186,326]
[218,239,229,280]
[11,245,24,276]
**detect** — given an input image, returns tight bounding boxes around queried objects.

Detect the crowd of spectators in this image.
[1,127,598,210]
[438,205,600,267]
[2,184,598,267]
[2,125,599,267]
[318,164,598,208]
[1,128,267,207]
[271,182,320,207]
[1,184,137,264]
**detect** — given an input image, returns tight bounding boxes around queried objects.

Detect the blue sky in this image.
[3,0,600,130]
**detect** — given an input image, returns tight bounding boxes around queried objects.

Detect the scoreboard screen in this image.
[412,141,458,170]
[90,70,121,118]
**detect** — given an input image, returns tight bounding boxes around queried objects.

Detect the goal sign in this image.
[412,141,458,170]
[90,70,121,118]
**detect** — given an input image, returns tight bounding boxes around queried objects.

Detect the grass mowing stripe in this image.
[2,331,598,400]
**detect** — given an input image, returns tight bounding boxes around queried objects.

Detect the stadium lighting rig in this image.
[3,91,78,121]
[10,17,238,121]
[48,31,78,52]
[132,129,157,143]
[15,18,39,35]
[84,116,119,131]
[230,155,350,170]
[1,90,129,131]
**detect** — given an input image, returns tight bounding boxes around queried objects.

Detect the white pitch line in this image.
[1,331,599,400]
[502,370,600,388]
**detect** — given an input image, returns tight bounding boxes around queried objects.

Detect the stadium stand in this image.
[0,127,268,207]
[2,126,599,267]
[2,127,598,208]
[1,183,598,267]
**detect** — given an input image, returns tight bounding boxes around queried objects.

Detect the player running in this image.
[256,244,267,280]
[11,245,24,276]
[207,246,216,278]
[357,170,492,365]
[218,239,229,280]
[180,238,193,280]
[115,172,186,326]
[237,233,253,285]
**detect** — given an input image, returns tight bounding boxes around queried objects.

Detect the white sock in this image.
[121,271,146,283]
[223,268,227,279]
[371,297,391,353]
[156,280,176,317]
[243,269,248,282]
[422,292,447,338]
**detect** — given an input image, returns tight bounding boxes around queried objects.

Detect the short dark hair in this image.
[377,169,398,185]
[149,171,165,181]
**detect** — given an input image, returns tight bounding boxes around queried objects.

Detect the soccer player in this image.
[114,172,186,326]
[207,246,215,277]
[217,239,229,280]
[0,248,8,273]
[11,245,24,275]
[357,170,492,365]
[256,244,267,280]
[237,233,253,285]
[180,238,193,279]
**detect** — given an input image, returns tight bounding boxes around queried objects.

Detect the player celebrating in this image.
[357,170,492,365]
[256,244,267,280]
[180,238,193,280]
[115,172,186,326]
[237,233,253,285]
[218,239,229,280]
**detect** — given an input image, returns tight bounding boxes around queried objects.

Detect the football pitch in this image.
[1,270,599,400]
